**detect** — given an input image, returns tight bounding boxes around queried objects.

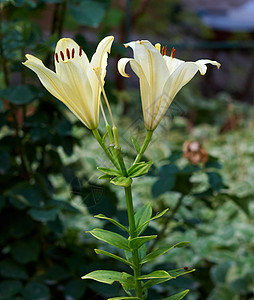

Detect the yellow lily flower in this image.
[118,40,221,130]
[23,36,114,130]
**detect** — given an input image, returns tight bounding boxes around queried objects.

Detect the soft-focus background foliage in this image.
[0,0,254,299]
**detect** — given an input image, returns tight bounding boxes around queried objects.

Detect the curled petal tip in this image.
[217,63,221,69]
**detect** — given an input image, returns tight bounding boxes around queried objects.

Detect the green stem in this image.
[125,185,143,299]
[92,129,120,170]
[133,130,153,164]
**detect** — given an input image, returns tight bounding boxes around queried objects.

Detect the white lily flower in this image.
[23,36,114,129]
[118,40,221,130]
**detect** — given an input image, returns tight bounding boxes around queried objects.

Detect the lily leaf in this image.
[98,174,112,180]
[160,289,189,300]
[129,235,157,250]
[88,228,129,251]
[140,241,190,264]
[136,208,169,234]
[134,203,152,236]
[82,270,134,286]
[108,297,141,300]
[143,268,195,289]
[94,214,129,233]
[102,132,108,143]
[97,167,121,176]
[110,176,132,187]
[127,161,153,178]
[138,270,174,280]
[131,136,141,153]
[95,249,134,267]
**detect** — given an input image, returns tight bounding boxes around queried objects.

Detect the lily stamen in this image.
[66,48,70,59]
[71,48,75,58]
[171,47,176,58]
[79,46,82,56]
[162,45,167,56]
[60,51,64,61]
[55,53,59,63]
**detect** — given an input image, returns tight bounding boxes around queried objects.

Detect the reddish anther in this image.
[79,46,82,56]
[55,53,59,63]
[60,51,65,61]
[66,48,70,59]
[184,266,188,270]
[72,48,75,58]
[171,47,176,58]
[164,45,167,56]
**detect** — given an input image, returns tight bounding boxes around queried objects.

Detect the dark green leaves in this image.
[152,164,179,198]
[22,281,50,300]
[0,280,22,299]
[0,85,38,105]
[0,259,28,279]
[68,1,108,27]
[11,239,40,264]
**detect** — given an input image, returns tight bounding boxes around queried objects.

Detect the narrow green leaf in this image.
[161,289,189,300]
[131,136,141,153]
[97,167,121,176]
[168,268,195,278]
[98,174,112,180]
[138,270,173,280]
[136,208,169,234]
[140,241,190,264]
[108,297,141,300]
[102,132,108,143]
[134,203,152,235]
[88,228,129,251]
[110,176,132,187]
[95,249,134,267]
[94,214,129,233]
[82,270,133,285]
[127,161,153,178]
[129,235,157,250]
[143,268,195,289]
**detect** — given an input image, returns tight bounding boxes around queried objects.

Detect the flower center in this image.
[55,46,82,63]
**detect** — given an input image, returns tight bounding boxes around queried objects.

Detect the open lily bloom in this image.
[23,36,114,130]
[118,40,220,130]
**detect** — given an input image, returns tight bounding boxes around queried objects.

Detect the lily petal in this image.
[154,60,220,127]
[23,55,94,128]
[23,55,67,102]
[195,59,221,75]
[55,38,90,75]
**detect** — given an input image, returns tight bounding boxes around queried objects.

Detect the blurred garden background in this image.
[0,0,254,299]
